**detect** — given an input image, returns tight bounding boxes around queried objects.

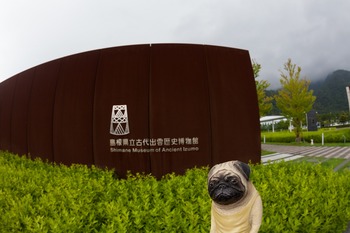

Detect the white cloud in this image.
[1,0,350,89]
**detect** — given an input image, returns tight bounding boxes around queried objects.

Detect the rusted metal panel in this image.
[205,45,260,164]
[53,51,100,166]
[27,60,61,161]
[149,44,212,177]
[0,44,260,178]
[0,78,16,151]
[93,45,151,177]
[11,69,35,156]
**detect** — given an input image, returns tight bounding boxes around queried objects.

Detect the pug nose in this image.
[218,184,226,189]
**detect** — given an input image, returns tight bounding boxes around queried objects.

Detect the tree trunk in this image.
[294,119,302,143]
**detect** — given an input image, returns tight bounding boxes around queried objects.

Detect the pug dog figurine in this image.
[208,160,262,233]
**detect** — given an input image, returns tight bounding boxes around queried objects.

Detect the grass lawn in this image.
[261,150,275,156]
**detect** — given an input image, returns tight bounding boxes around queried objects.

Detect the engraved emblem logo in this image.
[110,105,130,135]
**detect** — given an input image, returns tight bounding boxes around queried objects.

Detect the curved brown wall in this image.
[0,44,260,178]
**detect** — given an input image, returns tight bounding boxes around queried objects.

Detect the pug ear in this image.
[233,161,250,181]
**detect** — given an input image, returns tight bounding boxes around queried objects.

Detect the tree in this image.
[275,58,316,142]
[252,60,273,117]
[338,111,349,125]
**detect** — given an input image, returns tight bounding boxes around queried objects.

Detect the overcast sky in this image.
[1,0,349,89]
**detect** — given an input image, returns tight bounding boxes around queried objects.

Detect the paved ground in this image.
[261,144,350,232]
[261,144,350,171]
[262,144,350,159]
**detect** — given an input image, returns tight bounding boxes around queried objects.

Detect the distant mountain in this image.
[265,69,350,115]
[312,70,350,114]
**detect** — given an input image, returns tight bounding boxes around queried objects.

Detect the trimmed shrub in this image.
[262,128,350,144]
[252,161,350,232]
[261,131,296,143]
[0,151,349,232]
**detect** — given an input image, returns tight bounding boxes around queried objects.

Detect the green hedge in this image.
[262,128,350,143]
[252,161,350,232]
[303,129,350,143]
[261,131,296,143]
[1,151,350,232]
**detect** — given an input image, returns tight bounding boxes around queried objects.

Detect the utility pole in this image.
[346,86,350,112]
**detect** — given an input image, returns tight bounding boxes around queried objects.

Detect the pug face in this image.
[208,161,250,205]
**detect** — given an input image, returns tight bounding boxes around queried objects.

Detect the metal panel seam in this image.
[204,45,214,167]
[52,60,63,162]
[91,50,103,166]
[25,71,35,156]
[27,68,37,157]
[9,75,18,152]
[148,44,152,174]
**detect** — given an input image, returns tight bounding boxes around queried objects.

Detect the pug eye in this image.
[226,176,238,184]
[209,182,215,188]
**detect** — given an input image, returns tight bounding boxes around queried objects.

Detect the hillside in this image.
[312,70,350,114]
[267,69,350,115]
